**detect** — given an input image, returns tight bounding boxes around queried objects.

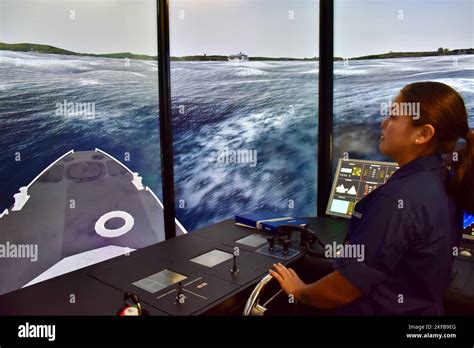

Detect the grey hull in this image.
[0,149,186,295]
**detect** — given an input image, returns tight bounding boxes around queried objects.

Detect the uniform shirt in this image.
[333,154,463,315]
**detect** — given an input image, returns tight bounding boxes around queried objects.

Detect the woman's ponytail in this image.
[451,129,474,214]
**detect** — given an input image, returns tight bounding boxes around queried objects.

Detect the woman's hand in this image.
[269,263,306,298]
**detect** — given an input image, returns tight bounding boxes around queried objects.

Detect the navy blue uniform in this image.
[334,155,463,315]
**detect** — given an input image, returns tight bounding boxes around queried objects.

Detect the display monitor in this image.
[326,158,399,218]
[463,213,474,241]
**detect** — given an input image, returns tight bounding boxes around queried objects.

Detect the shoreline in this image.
[1,42,472,62]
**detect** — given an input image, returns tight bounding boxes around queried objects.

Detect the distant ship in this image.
[0,148,187,295]
[228,52,249,62]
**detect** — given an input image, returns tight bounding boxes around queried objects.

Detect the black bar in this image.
[317,0,334,216]
[1,316,472,345]
[157,0,176,239]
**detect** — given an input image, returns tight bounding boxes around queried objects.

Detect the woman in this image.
[270,81,473,315]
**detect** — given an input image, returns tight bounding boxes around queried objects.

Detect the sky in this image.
[0,0,159,56]
[0,0,472,58]
[334,0,473,58]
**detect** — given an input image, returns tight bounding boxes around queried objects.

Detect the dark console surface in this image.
[0,217,336,315]
[0,216,473,315]
[87,226,303,315]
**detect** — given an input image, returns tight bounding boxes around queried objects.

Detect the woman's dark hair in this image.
[399,81,473,214]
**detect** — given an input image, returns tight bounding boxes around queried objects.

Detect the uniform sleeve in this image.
[333,193,418,295]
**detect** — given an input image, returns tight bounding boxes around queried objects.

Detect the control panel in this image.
[88,228,305,315]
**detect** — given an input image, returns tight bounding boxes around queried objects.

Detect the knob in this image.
[282,239,291,256]
[176,282,185,304]
[267,237,275,252]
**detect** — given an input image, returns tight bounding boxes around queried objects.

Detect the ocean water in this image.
[0,50,163,223]
[170,60,318,230]
[0,51,472,231]
[333,55,474,161]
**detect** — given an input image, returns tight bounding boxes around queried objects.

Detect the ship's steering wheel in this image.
[243,274,277,316]
[243,225,327,316]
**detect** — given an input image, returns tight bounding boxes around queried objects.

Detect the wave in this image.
[0,53,90,69]
[300,69,319,74]
[209,79,287,86]
[235,61,273,68]
[429,77,474,94]
[78,79,101,86]
[130,72,146,77]
[233,67,268,77]
[403,69,458,78]
[334,68,369,76]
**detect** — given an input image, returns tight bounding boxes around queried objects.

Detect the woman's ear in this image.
[415,124,436,145]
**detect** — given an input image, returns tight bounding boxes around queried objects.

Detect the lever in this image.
[277,224,327,254]
[176,281,185,304]
[267,237,275,252]
[231,254,239,276]
[277,226,292,240]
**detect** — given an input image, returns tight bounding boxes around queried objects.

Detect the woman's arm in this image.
[269,263,362,309]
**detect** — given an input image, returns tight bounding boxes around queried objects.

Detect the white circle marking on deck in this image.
[95,211,134,238]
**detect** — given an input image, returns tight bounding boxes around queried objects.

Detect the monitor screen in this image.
[326,158,399,218]
[463,213,474,241]
[327,159,474,242]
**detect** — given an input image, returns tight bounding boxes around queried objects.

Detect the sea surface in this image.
[0,51,472,231]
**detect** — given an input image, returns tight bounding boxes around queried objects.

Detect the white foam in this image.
[0,54,86,68]
[404,70,453,78]
[334,68,369,76]
[234,67,267,77]
[173,110,284,210]
[301,69,319,74]
[78,79,101,86]
[235,61,273,69]
[210,79,286,86]
[398,67,422,72]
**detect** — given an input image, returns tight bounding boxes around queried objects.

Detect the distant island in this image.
[349,47,474,61]
[0,42,472,62]
[171,55,318,61]
[0,42,316,61]
[0,42,158,61]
